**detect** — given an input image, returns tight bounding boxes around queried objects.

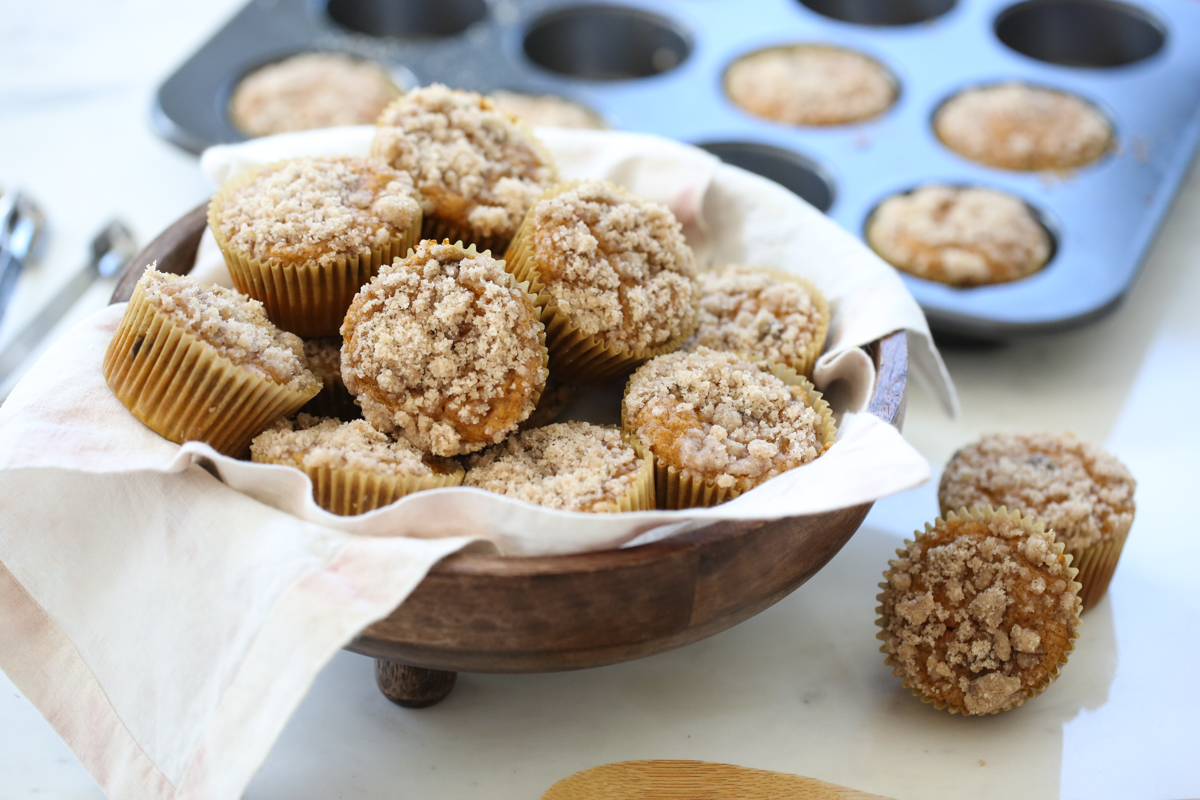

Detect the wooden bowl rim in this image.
[112,202,908,579]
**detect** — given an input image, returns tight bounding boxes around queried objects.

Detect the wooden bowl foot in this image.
[374,659,457,708]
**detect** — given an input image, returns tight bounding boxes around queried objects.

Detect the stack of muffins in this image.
[103,85,838,516]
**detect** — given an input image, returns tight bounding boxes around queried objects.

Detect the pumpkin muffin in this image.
[866,184,1052,287]
[104,264,321,456]
[686,264,829,377]
[340,240,548,457]
[725,44,897,126]
[622,347,836,509]
[251,414,462,515]
[371,84,556,254]
[209,155,423,336]
[935,82,1113,172]
[939,433,1136,611]
[877,507,1082,715]
[229,52,401,138]
[504,179,699,384]
[491,90,605,130]
[464,422,653,513]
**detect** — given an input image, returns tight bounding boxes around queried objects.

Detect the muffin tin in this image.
[153,0,1200,339]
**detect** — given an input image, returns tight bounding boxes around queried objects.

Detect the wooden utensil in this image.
[541,760,897,800]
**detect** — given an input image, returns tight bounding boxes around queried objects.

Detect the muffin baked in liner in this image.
[103,277,321,457]
[622,359,836,510]
[503,181,699,385]
[876,506,1082,716]
[208,160,423,338]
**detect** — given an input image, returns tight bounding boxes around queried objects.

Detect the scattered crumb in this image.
[491,90,605,130]
[979,760,986,767]
[251,413,436,476]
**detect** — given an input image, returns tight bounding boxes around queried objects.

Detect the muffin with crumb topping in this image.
[104,264,321,456]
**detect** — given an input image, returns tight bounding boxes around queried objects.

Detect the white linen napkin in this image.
[0,128,955,800]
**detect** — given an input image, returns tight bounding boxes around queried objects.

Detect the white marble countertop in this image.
[3,2,1199,798]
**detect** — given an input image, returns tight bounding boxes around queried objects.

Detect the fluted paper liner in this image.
[102,284,321,457]
[602,432,656,513]
[622,361,837,510]
[291,461,464,516]
[208,162,422,338]
[503,181,699,385]
[875,506,1083,716]
[1065,526,1131,612]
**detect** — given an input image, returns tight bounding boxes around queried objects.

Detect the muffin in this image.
[464,422,654,512]
[622,347,836,509]
[935,82,1113,172]
[725,44,897,126]
[229,52,402,138]
[103,264,321,456]
[299,337,358,420]
[877,507,1082,716]
[686,264,829,377]
[340,240,548,457]
[866,184,1052,287]
[251,414,463,515]
[504,179,699,384]
[491,90,606,130]
[209,155,423,337]
[939,433,1136,611]
[371,84,556,254]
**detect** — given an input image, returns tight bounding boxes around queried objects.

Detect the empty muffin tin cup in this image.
[326,0,488,38]
[699,142,836,213]
[523,5,691,80]
[995,0,1166,67]
[797,0,957,26]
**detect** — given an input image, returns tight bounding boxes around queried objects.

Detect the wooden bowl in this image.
[114,204,908,707]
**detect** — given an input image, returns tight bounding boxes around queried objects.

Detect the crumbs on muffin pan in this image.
[251,413,435,476]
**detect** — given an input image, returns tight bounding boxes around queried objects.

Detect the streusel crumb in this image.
[216,156,421,268]
[491,91,605,130]
[530,179,697,351]
[939,433,1135,552]
[340,240,547,457]
[251,414,436,476]
[371,84,555,240]
[880,511,1079,715]
[465,422,642,512]
[686,265,827,370]
[140,265,319,393]
[624,348,826,491]
[867,184,1051,287]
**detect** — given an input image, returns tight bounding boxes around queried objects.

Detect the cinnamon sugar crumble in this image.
[530,179,697,351]
[867,185,1051,287]
[686,265,827,368]
[340,240,547,457]
[465,422,641,512]
[140,265,319,393]
[935,83,1113,172]
[880,512,1079,715]
[216,156,421,267]
[371,84,555,239]
[251,414,435,476]
[625,348,826,490]
[939,433,1136,551]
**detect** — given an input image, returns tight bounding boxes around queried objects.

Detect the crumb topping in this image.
[935,83,1113,172]
[625,348,826,490]
[867,185,1051,287]
[139,265,319,393]
[725,45,897,126]
[939,433,1136,552]
[229,52,401,138]
[340,240,547,457]
[302,337,343,387]
[250,414,437,476]
[686,265,827,369]
[530,179,697,351]
[216,156,421,267]
[880,513,1079,715]
[465,422,641,512]
[371,84,555,239]
[491,91,606,130]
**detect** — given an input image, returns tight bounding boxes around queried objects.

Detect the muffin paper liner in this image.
[208,163,422,338]
[102,284,321,457]
[607,433,657,513]
[503,181,699,385]
[1066,526,1131,612]
[622,360,837,510]
[876,505,1083,716]
[421,216,510,262]
[285,461,464,516]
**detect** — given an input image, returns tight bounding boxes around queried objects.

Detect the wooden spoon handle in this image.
[541,760,897,800]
